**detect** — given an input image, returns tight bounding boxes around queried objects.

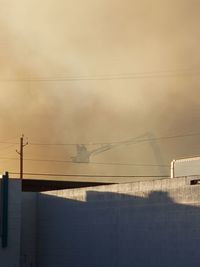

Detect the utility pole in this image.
[16,134,28,179]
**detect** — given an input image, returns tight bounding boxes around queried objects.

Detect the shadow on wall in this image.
[36,189,200,267]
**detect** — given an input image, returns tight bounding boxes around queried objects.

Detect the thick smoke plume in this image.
[0,1,200,179]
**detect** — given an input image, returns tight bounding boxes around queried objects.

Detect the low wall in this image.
[0,179,21,267]
[20,192,38,267]
[36,176,200,267]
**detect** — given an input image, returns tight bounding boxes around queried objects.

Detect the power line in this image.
[21,67,198,79]
[1,68,200,82]
[47,68,200,78]
[0,144,18,152]
[0,157,17,161]
[0,137,18,143]
[83,161,169,167]
[9,171,169,178]
[0,156,169,167]
[29,142,77,146]
[1,131,200,147]
[0,142,18,145]
[28,131,200,147]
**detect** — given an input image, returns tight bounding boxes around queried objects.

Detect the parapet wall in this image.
[36,176,200,267]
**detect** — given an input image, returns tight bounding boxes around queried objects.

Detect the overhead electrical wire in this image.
[0,144,18,152]
[22,67,199,79]
[0,131,199,157]
[28,131,200,147]
[0,156,169,167]
[0,68,200,82]
[0,141,18,145]
[0,131,200,147]
[0,137,18,144]
[9,171,169,178]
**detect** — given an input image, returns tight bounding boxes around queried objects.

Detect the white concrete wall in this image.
[0,179,21,267]
[36,176,200,267]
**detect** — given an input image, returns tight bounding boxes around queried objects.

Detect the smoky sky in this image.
[0,1,200,178]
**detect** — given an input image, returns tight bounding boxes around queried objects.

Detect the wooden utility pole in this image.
[16,135,28,179]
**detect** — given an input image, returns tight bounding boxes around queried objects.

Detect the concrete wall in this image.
[0,179,21,267]
[20,192,38,267]
[36,176,200,267]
